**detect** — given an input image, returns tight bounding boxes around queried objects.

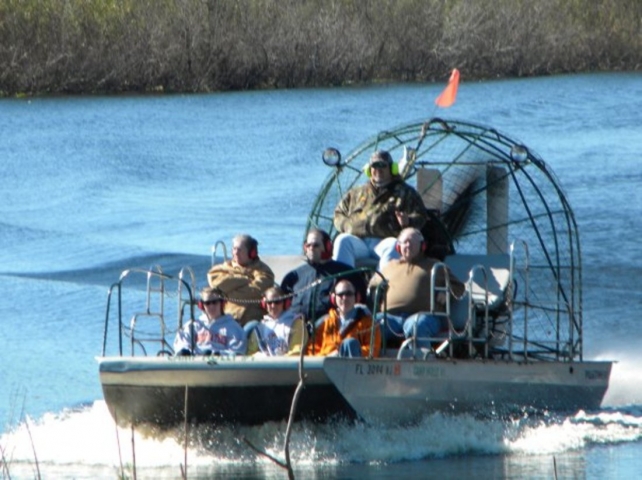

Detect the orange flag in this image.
[435,68,460,108]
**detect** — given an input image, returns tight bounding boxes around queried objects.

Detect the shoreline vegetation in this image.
[1,0,641,97]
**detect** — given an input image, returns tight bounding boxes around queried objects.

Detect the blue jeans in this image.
[377,311,442,349]
[377,311,408,346]
[339,337,362,357]
[403,313,442,349]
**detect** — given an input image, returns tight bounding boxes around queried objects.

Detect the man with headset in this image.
[306,279,381,358]
[281,228,366,322]
[333,150,428,271]
[207,233,274,326]
[369,227,465,349]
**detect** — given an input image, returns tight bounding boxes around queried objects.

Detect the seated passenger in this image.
[369,227,465,349]
[307,279,381,358]
[174,287,247,356]
[207,234,275,326]
[281,228,366,322]
[332,150,428,270]
[246,287,308,356]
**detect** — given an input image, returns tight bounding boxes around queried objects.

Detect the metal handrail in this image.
[211,240,228,266]
[100,268,195,357]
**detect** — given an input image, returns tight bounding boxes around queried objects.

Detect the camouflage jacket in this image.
[333,178,428,238]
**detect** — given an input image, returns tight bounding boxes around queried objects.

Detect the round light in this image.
[510,145,529,163]
[322,147,342,167]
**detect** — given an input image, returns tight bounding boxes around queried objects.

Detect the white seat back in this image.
[445,254,511,309]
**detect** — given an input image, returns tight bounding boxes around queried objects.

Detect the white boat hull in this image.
[323,357,612,425]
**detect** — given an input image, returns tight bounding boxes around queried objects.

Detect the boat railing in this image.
[211,240,228,266]
[463,263,491,359]
[394,244,527,360]
[500,239,577,361]
[101,267,197,357]
[128,264,168,356]
[177,266,199,331]
[510,239,529,360]
[507,300,577,361]
[396,261,454,359]
[419,239,580,362]
[368,271,389,358]
[396,261,491,360]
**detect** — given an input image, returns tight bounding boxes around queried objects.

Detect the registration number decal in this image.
[354,363,401,376]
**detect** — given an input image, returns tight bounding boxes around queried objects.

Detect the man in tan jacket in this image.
[207,234,274,326]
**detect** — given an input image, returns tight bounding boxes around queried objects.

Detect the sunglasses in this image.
[370,161,389,170]
[201,299,222,306]
[334,291,355,297]
[264,299,284,305]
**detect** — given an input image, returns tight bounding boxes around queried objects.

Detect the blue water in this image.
[1,73,642,478]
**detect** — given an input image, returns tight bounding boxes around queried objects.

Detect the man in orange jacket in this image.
[307,279,381,358]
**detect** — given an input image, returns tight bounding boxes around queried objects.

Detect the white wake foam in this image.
[1,399,641,479]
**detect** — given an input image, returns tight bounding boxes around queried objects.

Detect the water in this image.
[1,73,642,478]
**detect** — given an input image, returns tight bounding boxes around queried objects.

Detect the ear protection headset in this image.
[197,287,226,311]
[248,237,259,260]
[260,296,292,311]
[364,161,400,178]
[329,287,361,307]
[395,239,427,255]
[197,297,226,311]
[395,229,427,256]
[320,231,333,261]
[304,229,333,261]
[363,151,399,178]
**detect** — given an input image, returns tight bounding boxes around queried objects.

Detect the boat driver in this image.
[332,150,428,271]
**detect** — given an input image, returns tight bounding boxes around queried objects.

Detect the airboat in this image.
[97,118,612,428]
